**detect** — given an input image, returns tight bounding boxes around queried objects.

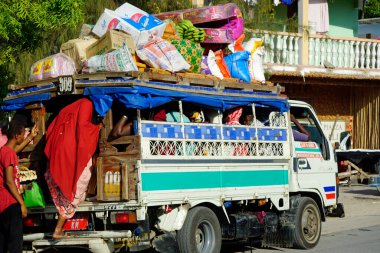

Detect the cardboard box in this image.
[115,2,166,35]
[92,8,166,46]
[92,9,145,44]
[79,24,94,39]
[60,38,98,70]
[86,30,135,59]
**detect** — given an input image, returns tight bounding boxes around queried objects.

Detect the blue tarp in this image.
[84,86,289,117]
[6,84,55,97]
[1,81,289,115]
[1,93,51,111]
[1,84,55,111]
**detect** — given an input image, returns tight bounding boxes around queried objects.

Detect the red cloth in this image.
[0,146,20,213]
[153,109,166,121]
[44,98,99,202]
[225,107,242,125]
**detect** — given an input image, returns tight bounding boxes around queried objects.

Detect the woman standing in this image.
[44,98,101,238]
[0,118,28,253]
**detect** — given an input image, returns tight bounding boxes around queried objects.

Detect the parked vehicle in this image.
[1,72,344,252]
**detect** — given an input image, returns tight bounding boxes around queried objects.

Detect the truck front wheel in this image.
[177,206,221,253]
[293,197,321,249]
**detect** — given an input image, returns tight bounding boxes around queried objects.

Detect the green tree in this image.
[1,0,118,85]
[364,0,380,18]
[0,0,85,65]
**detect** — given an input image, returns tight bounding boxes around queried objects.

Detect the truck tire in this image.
[293,197,321,249]
[177,206,221,253]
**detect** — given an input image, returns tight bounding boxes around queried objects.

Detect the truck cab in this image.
[289,100,339,207]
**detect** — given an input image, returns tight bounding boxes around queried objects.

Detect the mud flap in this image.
[152,232,179,253]
[327,203,345,218]
[262,225,295,248]
[262,196,301,248]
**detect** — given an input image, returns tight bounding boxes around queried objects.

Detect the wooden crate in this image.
[96,156,129,201]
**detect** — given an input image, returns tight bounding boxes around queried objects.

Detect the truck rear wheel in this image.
[177,206,221,253]
[293,197,321,249]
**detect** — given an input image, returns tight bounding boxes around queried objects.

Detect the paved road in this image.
[222,225,380,253]
[224,184,380,253]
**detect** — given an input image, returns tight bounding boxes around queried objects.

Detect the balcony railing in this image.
[253,30,380,69]
[253,31,302,65]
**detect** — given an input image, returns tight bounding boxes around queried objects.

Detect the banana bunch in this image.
[176,19,206,43]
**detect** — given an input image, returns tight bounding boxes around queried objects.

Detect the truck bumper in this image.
[32,238,114,253]
[23,230,152,252]
[23,230,134,241]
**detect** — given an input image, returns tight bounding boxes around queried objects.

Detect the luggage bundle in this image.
[28,3,266,83]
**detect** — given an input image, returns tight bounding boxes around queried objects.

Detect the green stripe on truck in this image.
[295,147,320,153]
[141,170,288,191]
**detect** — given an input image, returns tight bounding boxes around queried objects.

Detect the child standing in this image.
[0,118,28,253]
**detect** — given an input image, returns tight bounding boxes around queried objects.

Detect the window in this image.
[290,107,330,160]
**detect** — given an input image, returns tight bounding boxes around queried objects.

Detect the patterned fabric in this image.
[225,107,242,125]
[45,159,92,219]
[170,39,204,73]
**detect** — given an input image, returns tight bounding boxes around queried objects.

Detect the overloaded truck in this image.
[1,71,344,253]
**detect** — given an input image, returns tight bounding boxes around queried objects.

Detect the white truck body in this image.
[1,74,343,252]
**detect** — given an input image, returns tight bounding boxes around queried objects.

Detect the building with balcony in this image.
[254,0,379,149]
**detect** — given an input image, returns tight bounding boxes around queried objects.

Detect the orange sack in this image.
[234,33,246,52]
[214,50,231,78]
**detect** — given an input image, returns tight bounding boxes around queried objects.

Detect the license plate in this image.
[62,213,89,231]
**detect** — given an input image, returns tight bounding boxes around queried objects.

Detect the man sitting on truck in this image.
[243,114,265,127]
[290,114,311,142]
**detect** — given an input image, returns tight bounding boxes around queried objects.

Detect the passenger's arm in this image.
[5,166,27,217]
[290,114,310,141]
[108,116,133,141]
[15,124,38,153]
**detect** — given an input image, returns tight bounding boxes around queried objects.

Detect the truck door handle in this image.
[298,159,308,170]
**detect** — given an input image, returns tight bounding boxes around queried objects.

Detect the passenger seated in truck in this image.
[224,107,243,125]
[224,107,248,156]
[189,111,205,123]
[108,115,133,141]
[151,108,191,156]
[290,114,311,142]
[153,108,191,123]
[243,114,265,127]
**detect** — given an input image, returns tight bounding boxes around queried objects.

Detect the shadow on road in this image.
[221,240,282,253]
[346,188,380,197]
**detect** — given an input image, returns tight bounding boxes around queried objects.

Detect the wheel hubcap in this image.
[195,228,204,246]
[195,221,215,252]
[301,204,320,243]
